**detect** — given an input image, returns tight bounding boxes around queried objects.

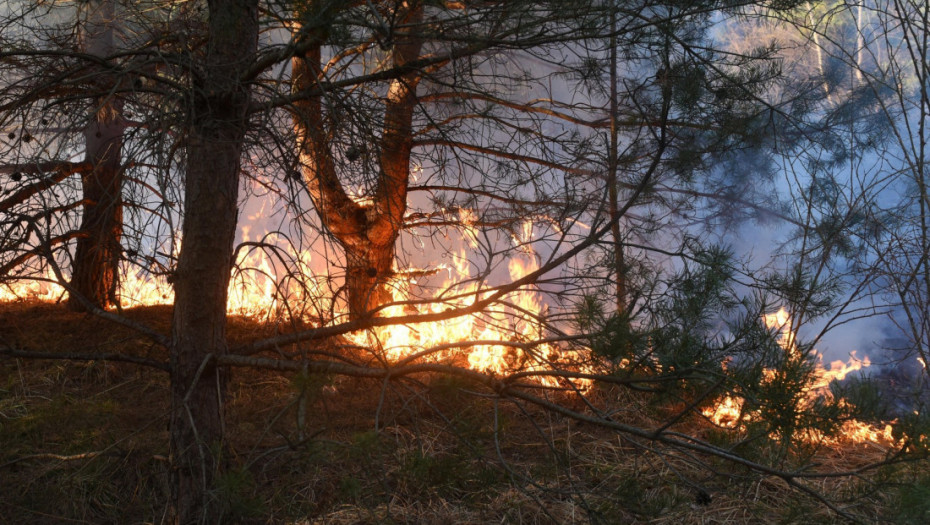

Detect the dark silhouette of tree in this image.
[167,2,259,521]
[0,2,194,313]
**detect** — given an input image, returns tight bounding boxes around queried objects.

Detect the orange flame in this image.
[703,307,894,445]
[345,250,589,388]
[0,208,594,389]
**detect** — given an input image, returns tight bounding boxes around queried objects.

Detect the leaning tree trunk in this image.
[293,4,422,319]
[168,1,258,523]
[69,0,125,312]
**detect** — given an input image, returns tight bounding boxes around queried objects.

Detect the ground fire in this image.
[1,247,897,446]
[702,307,896,445]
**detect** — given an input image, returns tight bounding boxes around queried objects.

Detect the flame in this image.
[345,250,588,388]
[762,307,794,351]
[702,394,746,429]
[1,227,580,389]
[2,258,900,441]
[0,271,66,303]
[703,307,895,445]
[812,353,870,389]
[0,229,327,320]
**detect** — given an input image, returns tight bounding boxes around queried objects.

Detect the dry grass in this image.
[0,301,913,524]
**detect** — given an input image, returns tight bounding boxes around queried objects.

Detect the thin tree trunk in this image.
[168,1,257,522]
[607,2,627,315]
[69,0,124,311]
[805,2,832,103]
[915,0,930,377]
[855,2,864,85]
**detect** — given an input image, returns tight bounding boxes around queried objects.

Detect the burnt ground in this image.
[0,300,922,524]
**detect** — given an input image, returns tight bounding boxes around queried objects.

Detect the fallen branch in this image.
[0,450,107,470]
[0,345,169,372]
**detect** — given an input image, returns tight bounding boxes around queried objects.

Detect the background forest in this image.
[1,0,929,523]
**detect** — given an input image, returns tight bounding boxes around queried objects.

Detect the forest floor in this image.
[0,300,923,524]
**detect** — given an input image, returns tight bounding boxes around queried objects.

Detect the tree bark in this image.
[168,1,257,523]
[293,3,423,319]
[69,0,125,312]
[607,3,627,315]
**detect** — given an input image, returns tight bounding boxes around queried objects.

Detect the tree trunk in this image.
[607,3,627,315]
[345,238,397,317]
[168,1,257,523]
[293,4,422,319]
[70,102,123,311]
[69,0,124,312]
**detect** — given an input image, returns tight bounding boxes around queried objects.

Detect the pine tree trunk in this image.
[168,1,257,522]
[292,4,422,320]
[69,0,124,312]
[70,101,123,311]
[607,3,627,315]
[345,239,396,318]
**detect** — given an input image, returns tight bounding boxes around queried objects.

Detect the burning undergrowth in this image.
[0,300,917,524]
[1,226,926,523]
[701,308,898,446]
[0,254,908,451]
[0,223,600,391]
[0,168,911,457]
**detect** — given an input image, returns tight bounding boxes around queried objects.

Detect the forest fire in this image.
[0,225,588,387]
[702,307,895,444]
[4,1,930,521]
[0,257,903,434]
